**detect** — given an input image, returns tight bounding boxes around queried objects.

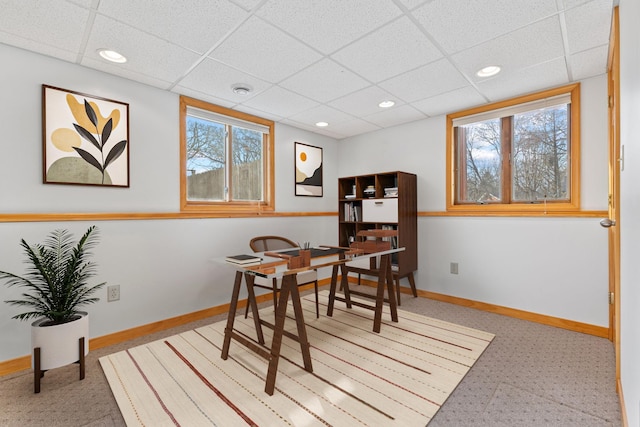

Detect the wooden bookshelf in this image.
[338,171,417,301]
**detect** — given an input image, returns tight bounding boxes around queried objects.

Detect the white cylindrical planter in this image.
[31,312,89,370]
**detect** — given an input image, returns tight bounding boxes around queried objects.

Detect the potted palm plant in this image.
[0,225,106,392]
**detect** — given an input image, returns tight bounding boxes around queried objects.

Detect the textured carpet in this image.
[100,291,494,426]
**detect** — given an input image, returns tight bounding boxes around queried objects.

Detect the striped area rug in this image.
[100,291,494,426]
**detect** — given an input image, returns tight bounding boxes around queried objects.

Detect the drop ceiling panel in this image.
[570,45,608,81]
[413,86,487,117]
[331,16,443,83]
[0,0,89,55]
[363,104,427,128]
[411,0,559,55]
[173,86,236,110]
[240,85,318,117]
[177,57,272,103]
[451,16,565,82]
[321,118,381,139]
[287,104,355,128]
[208,16,322,83]
[0,34,79,63]
[232,104,284,123]
[397,0,432,10]
[279,59,370,103]
[564,0,613,54]
[82,15,202,84]
[476,57,569,101]
[80,56,176,90]
[379,58,470,103]
[0,0,615,140]
[96,0,249,54]
[256,0,402,54]
[231,0,262,11]
[329,86,400,117]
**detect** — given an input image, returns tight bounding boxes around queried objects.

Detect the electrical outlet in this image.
[450,262,459,275]
[107,285,120,302]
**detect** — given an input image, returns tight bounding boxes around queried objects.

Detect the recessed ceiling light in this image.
[97,49,126,63]
[315,122,329,127]
[476,65,501,77]
[379,100,395,108]
[231,84,252,95]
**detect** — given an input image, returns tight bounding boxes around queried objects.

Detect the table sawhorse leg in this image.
[327,260,352,317]
[221,271,265,362]
[372,254,398,333]
[265,273,313,395]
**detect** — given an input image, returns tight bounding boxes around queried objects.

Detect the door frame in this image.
[606,6,621,384]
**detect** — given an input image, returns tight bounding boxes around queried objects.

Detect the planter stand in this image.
[33,337,85,393]
[31,313,89,393]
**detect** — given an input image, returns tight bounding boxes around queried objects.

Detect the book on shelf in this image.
[343,202,361,222]
[384,187,398,197]
[225,254,262,264]
[345,194,356,199]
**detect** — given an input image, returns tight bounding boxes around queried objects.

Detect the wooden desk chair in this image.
[247,236,319,318]
[347,229,416,305]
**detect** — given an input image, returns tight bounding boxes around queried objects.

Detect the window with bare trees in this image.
[179,96,274,214]
[446,84,580,214]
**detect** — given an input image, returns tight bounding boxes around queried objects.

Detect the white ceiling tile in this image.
[209,16,322,83]
[83,15,202,84]
[451,16,565,81]
[97,0,248,54]
[331,16,442,83]
[233,104,284,122]
[324,118,382,139]
[379,58,470,103]
[177,58,272,103]
[67,0,96,6]
[287,105,355,128]
[279,59,370,103]
[563,0,603,10]
[241,86,318,117]
[256,0,402,54]
[412,0,559,54]
[564,0,613,54]
[172,86,237,109]
[570,44,608,81]
[363,104,427,128]
[476,57,569,101]
[329,86,401,117]
[230,0,262,11]
[0,0,89,54]
[81,55,174,90]
[396,0,431,11]
[412,86,487,117]
[280,119,346,139]
[0,33,79,62]
[0,0,614,140]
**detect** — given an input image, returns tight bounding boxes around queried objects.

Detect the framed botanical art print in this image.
[42,85,130,187]
[294,141,323,197]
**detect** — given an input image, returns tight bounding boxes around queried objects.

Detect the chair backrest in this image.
[350,229,396,254]
[249,235,297,253]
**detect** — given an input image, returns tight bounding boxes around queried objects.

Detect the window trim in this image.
[179,95,275,214]
[446,83,581,215]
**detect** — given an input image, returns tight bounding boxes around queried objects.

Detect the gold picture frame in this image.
[42,85,130,187]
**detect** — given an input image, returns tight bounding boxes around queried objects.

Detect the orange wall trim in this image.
[0,209,607,223]
[1,277,608,376]
[0,280,324,376]
[353,277,609,338]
